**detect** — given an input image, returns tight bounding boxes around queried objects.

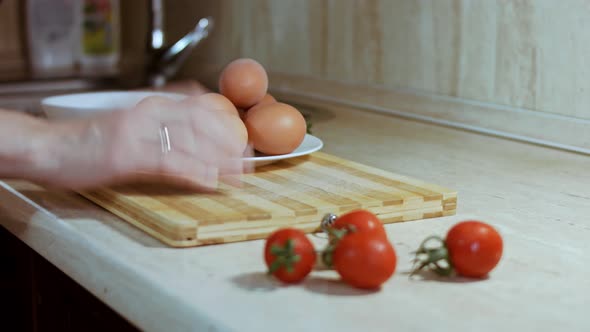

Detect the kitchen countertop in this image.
[1,102,589,332]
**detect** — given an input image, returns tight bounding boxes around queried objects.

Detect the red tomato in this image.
[445,220,503,278]
[331,210,387,239]
[264,228,316,283]
[332,232,397,289]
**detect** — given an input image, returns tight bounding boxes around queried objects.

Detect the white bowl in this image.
[41,91,188,120]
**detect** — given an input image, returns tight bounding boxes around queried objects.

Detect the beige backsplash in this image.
[178,0,590,121]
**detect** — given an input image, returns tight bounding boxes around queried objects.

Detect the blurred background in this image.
[1,0,588,152]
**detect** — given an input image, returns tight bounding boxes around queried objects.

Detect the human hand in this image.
[40,95,252,190]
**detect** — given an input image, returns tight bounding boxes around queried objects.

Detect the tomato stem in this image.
[320,224,357,268]
[410,235,455,278]
[268,239,302,275]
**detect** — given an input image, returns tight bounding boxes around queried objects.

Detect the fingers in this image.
[189,109,246,157]
[179,96,245,150]
[142,96,246,157]
[156,150,219,189]
[241,143,256,174]
[153,110,246,171]
[144,123,245,180]
[107,94,251,189]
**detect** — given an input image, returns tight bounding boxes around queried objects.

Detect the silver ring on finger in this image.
[159,125,172,154]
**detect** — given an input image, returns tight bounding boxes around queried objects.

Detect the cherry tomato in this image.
[264,228,316,284]
[332,232,397,289]
[411,220,503,278]
[331,210,387,239]
[445,220,503,278]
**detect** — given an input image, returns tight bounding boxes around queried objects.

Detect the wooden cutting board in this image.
[81,152,457,247]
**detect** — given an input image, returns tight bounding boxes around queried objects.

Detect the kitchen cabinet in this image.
[0,226,138,332]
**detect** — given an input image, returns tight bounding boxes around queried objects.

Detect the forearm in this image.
[0,109,101,186]
[0,110,53,180]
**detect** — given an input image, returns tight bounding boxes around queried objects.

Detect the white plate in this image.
[244,134,323,167]
[41,91,187,120]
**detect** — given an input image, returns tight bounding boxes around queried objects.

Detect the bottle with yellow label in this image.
[79,0,120,74]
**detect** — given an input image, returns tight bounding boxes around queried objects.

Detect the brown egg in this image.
[255,93,277,108]
[244,102,307,155]
[242,93,276,119]
[193,92,239,117]
[219,58,268,109]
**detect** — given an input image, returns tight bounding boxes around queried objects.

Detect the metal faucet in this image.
[147,0,213,87]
